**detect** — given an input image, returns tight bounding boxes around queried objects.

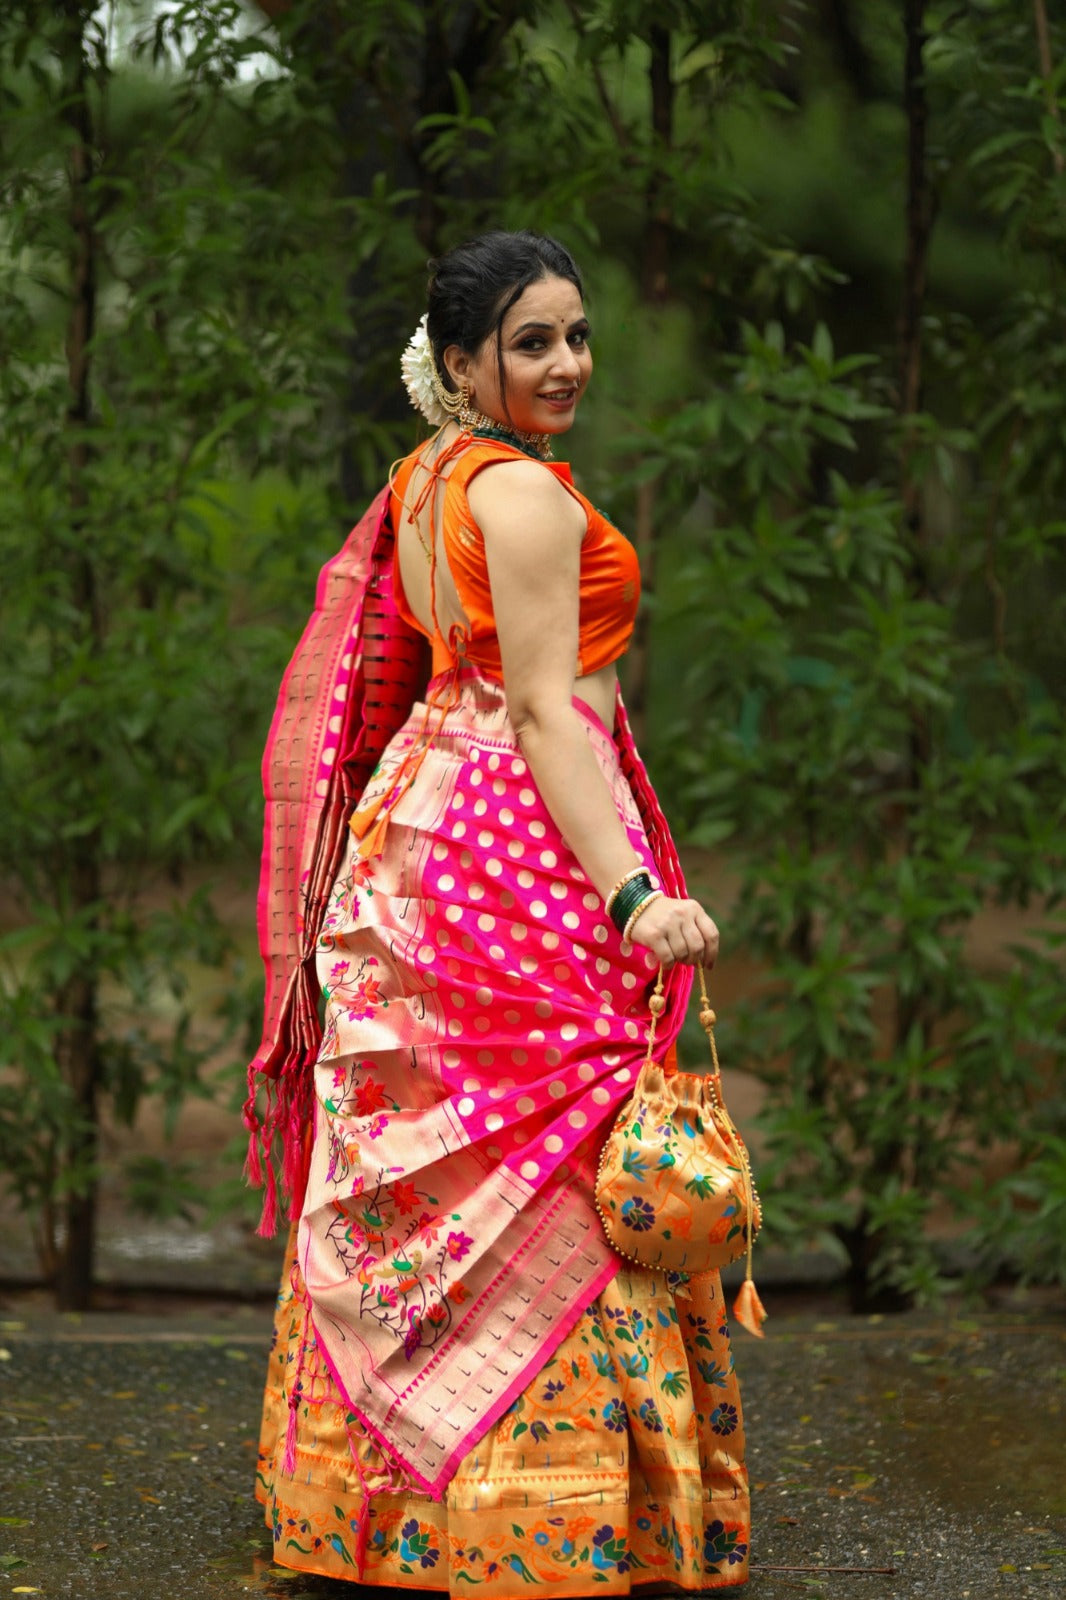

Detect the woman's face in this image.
[444,274,593,436]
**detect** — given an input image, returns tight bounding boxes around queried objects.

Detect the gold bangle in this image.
[623,889,664,943]
[604,865,650,916]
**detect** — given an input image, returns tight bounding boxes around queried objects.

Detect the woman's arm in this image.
[470,461,717,968]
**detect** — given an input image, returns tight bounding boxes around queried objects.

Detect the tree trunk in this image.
[844,0,937,1314]
[1033,0,1065,176]
[642,24,674,306]
[625,25,675,748]
[898,0,937,535]
[54,0,102,1312]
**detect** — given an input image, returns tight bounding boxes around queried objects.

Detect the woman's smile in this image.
[539,386,579,408]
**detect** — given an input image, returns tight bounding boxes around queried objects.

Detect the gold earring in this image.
[431,366,467,417]
[456,389,479,428]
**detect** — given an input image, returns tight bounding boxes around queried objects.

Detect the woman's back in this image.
[390,431,640,719]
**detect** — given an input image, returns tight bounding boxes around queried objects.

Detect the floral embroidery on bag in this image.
[596,1062,759,1275]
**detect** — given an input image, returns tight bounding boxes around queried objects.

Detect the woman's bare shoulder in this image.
[467,457,583,529]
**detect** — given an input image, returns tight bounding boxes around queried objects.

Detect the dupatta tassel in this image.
[243,1102,265,1188]
[347,1440,374,1577]
[242,1076,279,1236]
[256,1156,279,1241]
[244,959,319,1235]
[282,1295,313,1478]
[339,1428,422,1579]
[282,1386,301,1478]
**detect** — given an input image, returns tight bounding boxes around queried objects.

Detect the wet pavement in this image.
[0,1289,1064,1600]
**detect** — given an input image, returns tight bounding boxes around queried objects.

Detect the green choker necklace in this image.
[465,417,553,462]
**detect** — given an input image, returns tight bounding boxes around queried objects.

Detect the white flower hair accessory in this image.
[400,314,450,427]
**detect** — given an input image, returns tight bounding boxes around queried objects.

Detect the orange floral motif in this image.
[353,1077,388,1116]
[390,1180,420,1216]
[350,857,375,890]
[346,975,384,1021]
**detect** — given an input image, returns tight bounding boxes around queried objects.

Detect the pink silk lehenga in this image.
[247,441,751,1592]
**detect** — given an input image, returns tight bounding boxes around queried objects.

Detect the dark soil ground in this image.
[1,1283,1064,1600]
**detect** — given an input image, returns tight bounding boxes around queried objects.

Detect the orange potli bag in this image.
[595,967,767,1337]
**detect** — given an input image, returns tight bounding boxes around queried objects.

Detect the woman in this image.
[248,231,751,1592]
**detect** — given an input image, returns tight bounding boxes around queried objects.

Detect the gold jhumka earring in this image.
[430,365,552,461]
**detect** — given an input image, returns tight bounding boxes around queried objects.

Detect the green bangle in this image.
[623,888,664,943]
[605,866,649,917]
[609,873,653,935]
[610,879,649,931]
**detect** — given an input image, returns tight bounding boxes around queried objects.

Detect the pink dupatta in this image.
[243,492,426,1234]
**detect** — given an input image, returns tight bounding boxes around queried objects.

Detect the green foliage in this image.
[640,1,1066,1304]
[1,0,1063,1306]
[0,1,341,1291]
[985,1123,1066,1288]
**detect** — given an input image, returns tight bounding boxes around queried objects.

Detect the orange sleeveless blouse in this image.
[389,436,640,680]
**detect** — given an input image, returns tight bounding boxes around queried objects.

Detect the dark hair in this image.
[425,231,584,419]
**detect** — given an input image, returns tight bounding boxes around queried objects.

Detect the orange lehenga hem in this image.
[257,1234,750,1593]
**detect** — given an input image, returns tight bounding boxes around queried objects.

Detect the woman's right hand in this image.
[627,895,719,969]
